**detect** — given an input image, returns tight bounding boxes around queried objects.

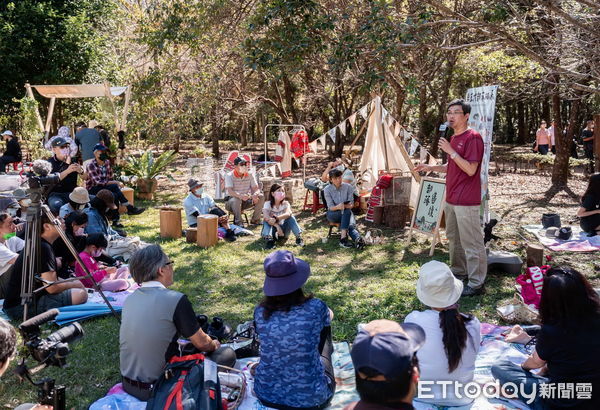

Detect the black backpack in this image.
[146,354,223,410]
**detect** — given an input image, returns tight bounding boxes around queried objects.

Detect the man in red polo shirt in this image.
[415,99,486,296]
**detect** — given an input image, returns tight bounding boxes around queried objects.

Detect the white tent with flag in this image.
[356,96,422,206]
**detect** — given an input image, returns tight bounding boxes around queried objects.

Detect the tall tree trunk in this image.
[417,86,427,141]
[551,92,582,186]
[517,101,526,144]
[210,106,220,157]
[240,118,248,147]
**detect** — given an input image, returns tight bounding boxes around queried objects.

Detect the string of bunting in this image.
[307,98,438,165]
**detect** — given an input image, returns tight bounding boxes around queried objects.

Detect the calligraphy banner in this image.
[411,177,446,234]
[464,85,498,221]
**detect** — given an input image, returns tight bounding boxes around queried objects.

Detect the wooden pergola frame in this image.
[24,82,132,141]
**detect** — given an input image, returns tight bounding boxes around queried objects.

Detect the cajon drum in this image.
[197,214,218,248]
[159,207,182,239]
[185,228,197,243]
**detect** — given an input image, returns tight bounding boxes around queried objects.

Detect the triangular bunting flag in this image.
[275,162,282,174]
[309,140,318,153]
[269,165,277,177]
[387,115,395,129]
[328,128,337,143]
[348,113,357,128]
[359,104,369,120]
[409,138,419,156]
[294,157,300,167]
[428,152,438,166]
[338,119,347,137]
[318,135,327,149]
[402,129,411,142]
[381,107,388,124]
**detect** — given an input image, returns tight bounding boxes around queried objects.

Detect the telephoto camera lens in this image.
[47,322,84,345]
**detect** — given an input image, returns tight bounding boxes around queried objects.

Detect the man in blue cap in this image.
[345,319,425,410]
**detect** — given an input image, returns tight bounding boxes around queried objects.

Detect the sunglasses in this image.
[164,261,174,267]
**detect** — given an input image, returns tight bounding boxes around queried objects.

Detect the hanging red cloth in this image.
[290,130,309,158]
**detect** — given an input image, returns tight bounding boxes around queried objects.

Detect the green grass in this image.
[0,196,533,408]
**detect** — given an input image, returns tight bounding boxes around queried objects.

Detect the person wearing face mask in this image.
[262,183,304,249]
[45,125,78,158]
[85,144,145,218]
[74,233,130,291]
[183,179,236,241]
[225,157,264,227]
[52,210,89,278]
[46,137,84,214]
[58,186,90,218]
[0,213,25,299]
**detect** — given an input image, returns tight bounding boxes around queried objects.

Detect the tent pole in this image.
[24,83,45,135]
[44,97,56,142]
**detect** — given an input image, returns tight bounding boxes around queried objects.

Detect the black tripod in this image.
[19,179,120,323]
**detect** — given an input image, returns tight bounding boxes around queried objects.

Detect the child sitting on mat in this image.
[75,233,130,291]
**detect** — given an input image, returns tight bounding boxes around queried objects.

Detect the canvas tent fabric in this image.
[358,96,419,206]
[32,84,128,99]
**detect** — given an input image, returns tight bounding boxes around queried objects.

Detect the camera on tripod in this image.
[26,159,60,193]
[19,308,84,368]
[14,309,84,410]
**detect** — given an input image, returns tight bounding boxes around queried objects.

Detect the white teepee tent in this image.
[358,96,421,206]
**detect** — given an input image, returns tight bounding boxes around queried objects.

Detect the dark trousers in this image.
[584,142,594,172]
[89,184,128,205]
[0,155,18,171]
[259,327,336,410]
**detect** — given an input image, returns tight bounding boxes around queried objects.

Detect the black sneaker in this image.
[224,229,237,242]
[461,285,485,297]
[127,205,146,215]
[112,221,124,229]
[265,238,276,249]
[339,237,353,248]
[355,237,366,250]
[295,237,305,247]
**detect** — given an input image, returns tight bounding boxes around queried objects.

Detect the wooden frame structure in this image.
[24,82,132,141]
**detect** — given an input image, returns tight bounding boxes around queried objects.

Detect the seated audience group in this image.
[0,123,146,321]
[1,128,598,409]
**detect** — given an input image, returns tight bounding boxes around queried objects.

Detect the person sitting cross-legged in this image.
[2,212,88,321]
[344,319,425,410]
[85,143,145,218]
[183,178,236,241]
[262,183,304,249]
[254,250,336,409]
[323,168,365,249]
[120,244,235,401]
[224,157,264,226]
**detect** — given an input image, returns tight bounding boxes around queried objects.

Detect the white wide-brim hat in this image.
[416,260,464,308]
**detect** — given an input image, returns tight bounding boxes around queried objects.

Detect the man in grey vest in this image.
[119,244,235,401]
[224,157,264,226]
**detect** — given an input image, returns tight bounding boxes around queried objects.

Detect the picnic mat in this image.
[523,224,600,252]
[90,324,535,410]
[0,287,136,325]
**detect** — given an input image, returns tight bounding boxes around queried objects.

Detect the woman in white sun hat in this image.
[405,260,481,407]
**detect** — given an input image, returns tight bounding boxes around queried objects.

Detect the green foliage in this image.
[0,0,118,117]
[122,150,178,180]
[191,146,213,158]
[17,97,45,160]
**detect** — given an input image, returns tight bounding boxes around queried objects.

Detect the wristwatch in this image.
[450,152,458,159]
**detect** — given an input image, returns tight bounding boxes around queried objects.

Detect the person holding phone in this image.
[323,169,365,249]
[46,137,84,214]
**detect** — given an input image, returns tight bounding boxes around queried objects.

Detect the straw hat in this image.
[69,187,90,204]
[416,260,463,308]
